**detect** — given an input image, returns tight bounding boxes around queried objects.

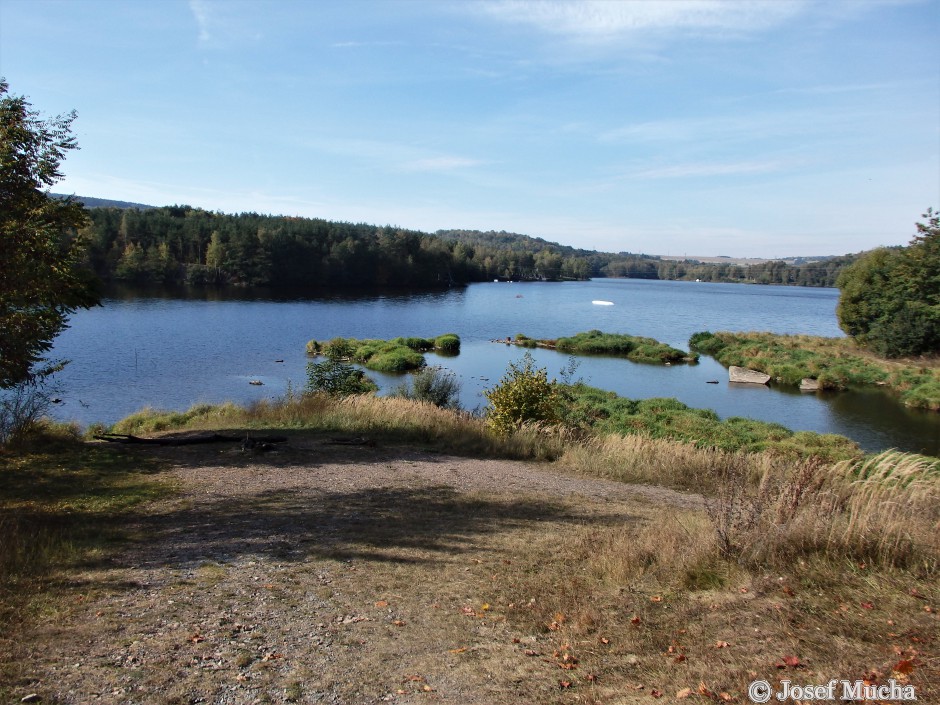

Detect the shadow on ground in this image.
[124,483,629,570]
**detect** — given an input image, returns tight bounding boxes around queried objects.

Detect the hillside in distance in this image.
[61,197,855,289]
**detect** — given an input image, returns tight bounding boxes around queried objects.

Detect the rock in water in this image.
[729,366,771,385]
[800,378,821,392]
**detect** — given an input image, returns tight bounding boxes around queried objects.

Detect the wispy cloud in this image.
[478,0,808,40]
[401,156,486,173]
[189,0,211,44]
[631,160,785,180]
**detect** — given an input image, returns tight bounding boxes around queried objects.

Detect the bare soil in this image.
[9,438,702,704]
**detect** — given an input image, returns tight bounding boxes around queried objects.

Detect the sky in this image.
[1,0,938,258]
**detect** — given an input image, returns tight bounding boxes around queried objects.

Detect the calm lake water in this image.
[47,279,939,456]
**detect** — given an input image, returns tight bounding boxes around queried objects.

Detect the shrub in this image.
[306,340,377,396]
[367,348,426,373]
[434,333,461,355]
[484,353,558,435]
[393,367,462,409]
[0,381,53,447]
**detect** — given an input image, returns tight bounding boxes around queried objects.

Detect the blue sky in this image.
[1,0,937,257]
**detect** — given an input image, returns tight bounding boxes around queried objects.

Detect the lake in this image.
[46,279,939,456]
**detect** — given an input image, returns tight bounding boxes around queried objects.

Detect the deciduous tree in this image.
[0,79,98,388]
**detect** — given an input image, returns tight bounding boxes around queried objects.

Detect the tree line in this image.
[77,206,853,289]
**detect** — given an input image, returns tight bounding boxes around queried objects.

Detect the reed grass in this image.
[690,330,940,409]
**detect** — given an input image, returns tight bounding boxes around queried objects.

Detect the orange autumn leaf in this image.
[630,615,642,625]
[650,595,663,603]
[676,687,693,698]
[449,647,468,654]
[715,641,731,648]
[375,600,389,608]
[894,659,915,675]
[718,692,732,702]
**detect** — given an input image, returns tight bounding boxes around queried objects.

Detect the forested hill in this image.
[75,204,854,290]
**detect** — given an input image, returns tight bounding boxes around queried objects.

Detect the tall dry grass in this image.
[701,450,939,574]
[109,394,573,461]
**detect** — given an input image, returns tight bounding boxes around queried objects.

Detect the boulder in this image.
[729,366,770,385]
[800,378,820,392]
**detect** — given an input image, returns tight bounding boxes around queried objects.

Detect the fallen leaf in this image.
[188,633,204,644]
[422,684,434,692]
[676,687,693,698]
[718,692,732,702]
[909,588,927,600]
[461,606,475,616]
[782,585,795,596]
[739,587,749,594]
[781,655,803,668]
[651,689,663,698]
[715,641,731,649]
[650,595,663,603]
[559,680,573,689]
[894,659,915,675]
[392,619,406,627]
[448,647,468,654]
[481,603,490,611]
[524,649,540,657]
[375,600,389,608]
[861,601,875,610]
[404,675,426,682]
[630,615,642,625]
[600,637,611,645]
[673,654,686,663]
[698,682,713,697]
[585,673,598,682]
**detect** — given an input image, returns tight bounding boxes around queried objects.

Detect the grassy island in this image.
[509,329,697,364]
[306,334,460,373]
[690,331,940,410]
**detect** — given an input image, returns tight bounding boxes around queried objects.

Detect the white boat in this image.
[592,300,614,306]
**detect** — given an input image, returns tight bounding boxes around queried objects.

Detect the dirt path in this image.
[15,439,702,705]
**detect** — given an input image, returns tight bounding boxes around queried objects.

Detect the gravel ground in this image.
[13,438,702,705]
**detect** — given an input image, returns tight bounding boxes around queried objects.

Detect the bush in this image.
[434,334,461,355]
[367,348,426,373]
[393,367,462,409]
[0,381,52,447]
[306,341,377,396]
[484,353,558,434]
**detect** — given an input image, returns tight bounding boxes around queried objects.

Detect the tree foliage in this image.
[837,210,940,358]
[0,79,98,388]
[73,205,853,291]
[483,353,558,434]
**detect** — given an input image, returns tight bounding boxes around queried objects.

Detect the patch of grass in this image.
[690,331,940,409]
[512,329,697,364]
[305,334,461,373]
[557,383,861,462]
[0,429,175,694]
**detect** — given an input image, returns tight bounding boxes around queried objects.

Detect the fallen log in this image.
[94,433,288,446]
